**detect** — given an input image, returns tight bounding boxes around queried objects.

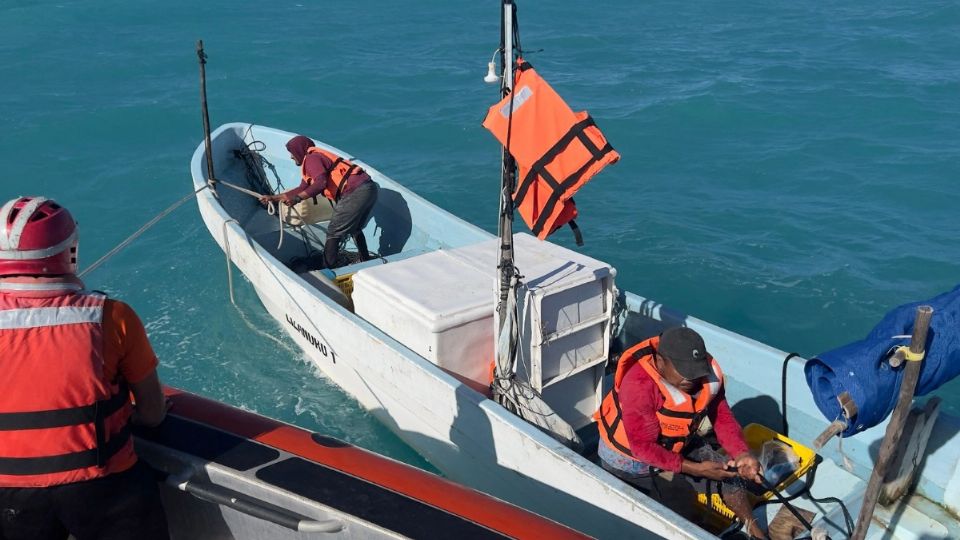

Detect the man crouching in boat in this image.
[597,327,766,538]
[260,135,379,269]
[0,197,170,540]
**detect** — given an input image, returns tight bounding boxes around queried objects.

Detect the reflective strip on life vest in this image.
[0,305,103,330]
[0,282,83,292]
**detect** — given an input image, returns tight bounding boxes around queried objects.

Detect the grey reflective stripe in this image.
[0,198,19,251]
[0,230,77,260]
[661,379,690,405]
[705,362,723,395]
[0,282,83,292]
[7,197,47,250]
[0,306,103,330]
[499,85,533,118]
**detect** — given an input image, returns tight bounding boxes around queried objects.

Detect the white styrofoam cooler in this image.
[350,249,495,387]
[351,234,616,429]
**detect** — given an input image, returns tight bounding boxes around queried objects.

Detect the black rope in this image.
[753,456,854,537]
[760,477,815,532]
[781,352,799,437]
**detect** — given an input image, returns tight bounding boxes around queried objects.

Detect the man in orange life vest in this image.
[597,327,765,537]
[0,197,170,539]
[260,135,379,269]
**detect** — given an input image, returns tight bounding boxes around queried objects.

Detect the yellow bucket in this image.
[695,423,817,526]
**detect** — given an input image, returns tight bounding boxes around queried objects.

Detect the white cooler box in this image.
[350,250,495,387]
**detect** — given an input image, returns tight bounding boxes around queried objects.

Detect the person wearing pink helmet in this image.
[0,197,169,539]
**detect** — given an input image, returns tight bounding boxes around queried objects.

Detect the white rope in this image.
[218,213,312,356]
[218,177,314,252]
[222,219,239,306]
[79,184,209,279]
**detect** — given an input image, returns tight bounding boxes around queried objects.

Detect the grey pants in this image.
[324,180,378,267]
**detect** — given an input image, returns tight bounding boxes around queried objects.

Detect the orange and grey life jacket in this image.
[483,58,619,245]
[303,147,366,202]
[0,283,136,487]
[595,337,724,460]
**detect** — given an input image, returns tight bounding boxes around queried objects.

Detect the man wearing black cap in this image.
[596,327,764,537]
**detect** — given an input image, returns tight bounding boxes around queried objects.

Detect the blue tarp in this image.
[804,285,960,437]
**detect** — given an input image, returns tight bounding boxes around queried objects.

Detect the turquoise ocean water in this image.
[2,1,959,468]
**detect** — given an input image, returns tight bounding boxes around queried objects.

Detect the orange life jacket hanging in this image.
[483,58,619,244]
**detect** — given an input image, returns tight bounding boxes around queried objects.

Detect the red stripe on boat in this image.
[162,387,590,540]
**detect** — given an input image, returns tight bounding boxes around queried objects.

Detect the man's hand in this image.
[682,460,737,481]
[733,452,763,484]
[281,193,302,206]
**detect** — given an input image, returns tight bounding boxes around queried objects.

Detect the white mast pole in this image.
[494,0,517,407]
[489,0,582,449]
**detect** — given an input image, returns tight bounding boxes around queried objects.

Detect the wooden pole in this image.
[196,40,216,189]
[851,305,933,540]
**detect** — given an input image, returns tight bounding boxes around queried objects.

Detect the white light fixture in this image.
[483,49,501,84]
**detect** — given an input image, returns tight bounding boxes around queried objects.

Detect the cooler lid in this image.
[351,249,494,332]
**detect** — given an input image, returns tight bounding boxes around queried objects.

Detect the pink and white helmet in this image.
[0,197,79,277]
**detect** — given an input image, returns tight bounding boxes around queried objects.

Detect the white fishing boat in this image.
[136,387,585,539]
[188,3,960,538]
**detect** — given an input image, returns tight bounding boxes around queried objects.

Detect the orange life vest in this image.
[483,58,620,244]
[595,337,724,460]
[303,147,366,202]
[0,283,136,487]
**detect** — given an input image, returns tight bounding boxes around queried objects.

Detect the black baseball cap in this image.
[658,327,711,380]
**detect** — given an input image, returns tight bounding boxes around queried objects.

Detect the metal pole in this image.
[196,40,216,189]
[494,0,517,404]
[851,305,933,540]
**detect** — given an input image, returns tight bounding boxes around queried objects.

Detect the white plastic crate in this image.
[449,234,616,428]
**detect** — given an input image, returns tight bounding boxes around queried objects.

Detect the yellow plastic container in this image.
[694,423,818,526]
[335,273,354,299]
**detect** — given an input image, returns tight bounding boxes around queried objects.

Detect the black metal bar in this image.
[196,40,216,189]
[176,478,342,533]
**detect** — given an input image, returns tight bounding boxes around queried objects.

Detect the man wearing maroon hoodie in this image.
[262,135,379,269]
